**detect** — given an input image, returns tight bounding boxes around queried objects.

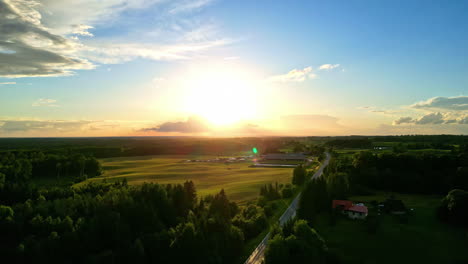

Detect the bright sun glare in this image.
[183,64,259,127]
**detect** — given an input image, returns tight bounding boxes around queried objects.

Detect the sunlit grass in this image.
[75,155,294,202]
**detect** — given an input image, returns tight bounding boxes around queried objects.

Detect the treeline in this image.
[0,180,269,263]
[0,151,101,180]
[329,151,468,227]
[0,137,294,158]
[404,142,455,150]
[371,135,468,144]
[0,151,101,204]
[325,138,372,149]
[0,137,332,159]
[348,151,468,194]
[321,135,468,151]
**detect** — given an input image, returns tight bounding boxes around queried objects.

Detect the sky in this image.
[0,0,467,137]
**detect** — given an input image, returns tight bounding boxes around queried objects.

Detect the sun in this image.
[182,63,259,126]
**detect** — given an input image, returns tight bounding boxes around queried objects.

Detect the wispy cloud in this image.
[0,119,90,132]
[0,82,16,85]
[32,98,59,107]
[369,109,400,115]
[357,106,373,110]
[169,0,214,14]
[81,39,232,64]
[319,64,340,70]
[267,66,317,83]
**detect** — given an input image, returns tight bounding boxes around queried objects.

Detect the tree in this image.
[183,180,197,210]
[0,173,5,190]
[260,183,281,201]
[265,219,328,264]
[326,172,349,200]
[232,204,267,239]
[438,189,468,226]
[77,155,86,179]
[281,186,293,198]
[209,189,236,222]
[292,165,307,186]
[56,162,62,179]
[352,151,376,169]
[297,178,329,223]
[0,205,14,223]
[170,222,203,263]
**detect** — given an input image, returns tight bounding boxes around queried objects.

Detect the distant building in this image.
[262,153,307,161]
[332,200,368,219]
[373,146,390,150]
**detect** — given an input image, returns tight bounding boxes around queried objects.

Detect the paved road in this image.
[243,153,331,264]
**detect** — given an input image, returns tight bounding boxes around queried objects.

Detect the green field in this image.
[314,193,468,264]
[75,155,294,202]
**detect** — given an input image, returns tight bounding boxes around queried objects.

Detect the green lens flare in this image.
[252,147,258,154]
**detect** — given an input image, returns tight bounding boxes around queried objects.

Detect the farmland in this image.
[75,155,294,202]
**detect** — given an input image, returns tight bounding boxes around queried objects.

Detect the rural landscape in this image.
[1,0,468,263]
[0,136,467,263]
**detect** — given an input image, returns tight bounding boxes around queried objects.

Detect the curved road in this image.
[243,152,331,264]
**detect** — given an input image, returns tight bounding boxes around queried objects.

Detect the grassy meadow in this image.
[75,155,294,202]
[314,193,468,264]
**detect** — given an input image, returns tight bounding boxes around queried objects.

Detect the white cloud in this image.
[32,98,59,107]
[414,112,444,125]
[411,96,468,111]
[71,24,94,37]
[393,112,468,125]
[1,0,228,78]
[319,64,340,70]
[268,66,317,83]
[390,96,468,126]
[0,0,94,78]
[393,116,414,125]
[0,82,16,85]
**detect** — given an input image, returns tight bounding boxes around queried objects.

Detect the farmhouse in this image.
[332,200,368,219]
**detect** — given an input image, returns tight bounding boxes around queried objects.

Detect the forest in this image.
[0,177,274,263]
[1,136,468,263]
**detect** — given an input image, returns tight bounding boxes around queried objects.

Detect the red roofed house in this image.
[332,200,368,219]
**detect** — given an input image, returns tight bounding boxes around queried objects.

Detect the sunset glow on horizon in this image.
[0,0,467,137]
[181,63,261,127]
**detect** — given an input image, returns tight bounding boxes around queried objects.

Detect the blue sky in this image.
[0,0,467,136]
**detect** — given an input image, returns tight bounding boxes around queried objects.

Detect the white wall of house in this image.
[346,211,367,219]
